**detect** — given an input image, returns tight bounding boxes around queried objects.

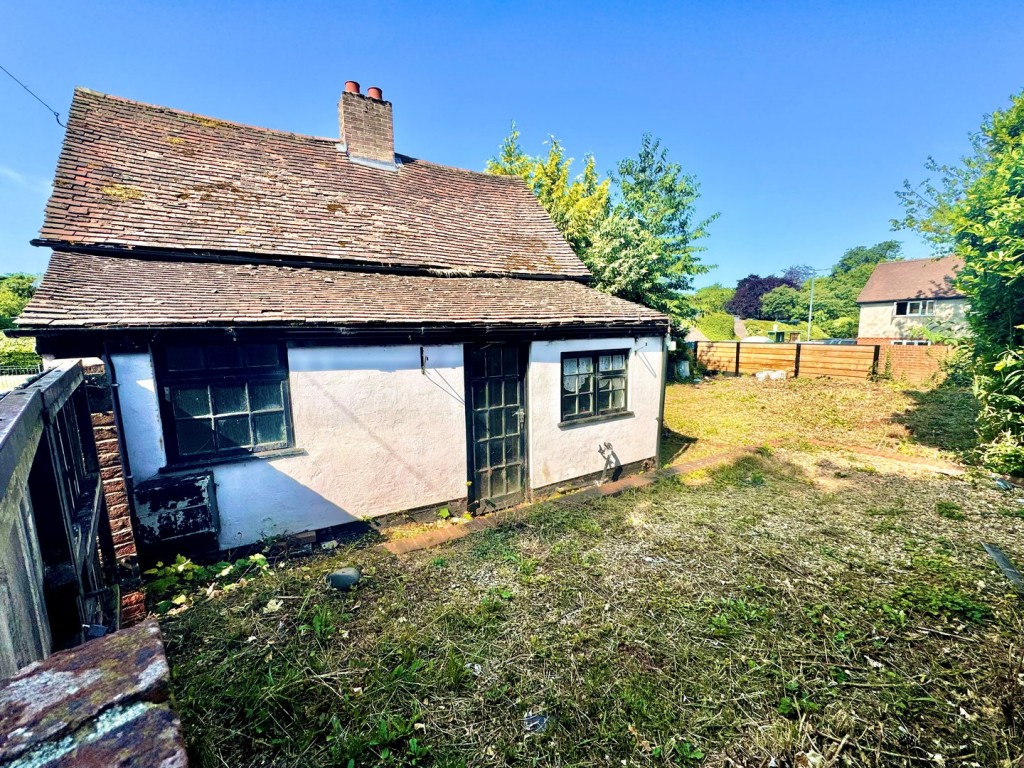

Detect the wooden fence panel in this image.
[693,341,879,380]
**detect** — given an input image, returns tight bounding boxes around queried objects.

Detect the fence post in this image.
[871,344,881,378]
[794,343,802,379]
[734,341,741,376]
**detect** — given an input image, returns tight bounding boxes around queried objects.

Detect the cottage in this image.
[15,84,668,557]
[856,256,966,345]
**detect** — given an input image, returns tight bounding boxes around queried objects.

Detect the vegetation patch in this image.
[100,183,143,200]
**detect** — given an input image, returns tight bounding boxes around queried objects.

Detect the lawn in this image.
[160,379,1023,767]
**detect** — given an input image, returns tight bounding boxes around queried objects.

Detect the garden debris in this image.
[326,566,362,590]
[463,662,482,676]
[320,539,338,551]
[522,712,549,733]
[982,543,1024,595]
[992,477,1014,491]
[755,369,788,381]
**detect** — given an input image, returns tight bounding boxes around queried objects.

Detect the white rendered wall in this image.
[111,345,467,548]
[857,299,967,339]
[527,336,663,490]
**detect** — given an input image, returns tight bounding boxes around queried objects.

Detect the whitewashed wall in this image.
[526,336,664,489]
[857,299,967,339]
[112,345,467,548]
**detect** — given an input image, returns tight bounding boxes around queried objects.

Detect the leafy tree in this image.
[781,265,815,286]
[726,275,795,319]
[689,283,735,315]
[832,241,902,275]
[0,273,37,330]
[486,123,609,257]
[760,285,801,321]
[896,90,1024,473]
[588,134,715,317]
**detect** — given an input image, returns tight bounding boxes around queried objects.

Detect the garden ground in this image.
[159,378,1024,767]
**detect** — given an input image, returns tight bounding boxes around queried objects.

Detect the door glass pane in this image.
[470,349,486,379]
[212,385,248,415]
[489,439,503,467]
[472,381,488,410]
[475,441,489,471]
[474,410,488,437]
[253,411,286,445]
[503,345,518,375]
[491,468,506,497]
[176,419,214,456]
[505,436,520,463]
[504,379,519,406]
[488,408,502,436]
[215,415,252,449]
[505,407,520,435]
[486,347,502,377]
[488,380,504,407]
[250,382,283,412]
[505,466,520,495]
[172,386,210,418]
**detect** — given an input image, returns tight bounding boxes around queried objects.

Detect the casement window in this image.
[894,300,935,317]
[561,349,629,423]
[891,339,931,346]
[157,342,294,464]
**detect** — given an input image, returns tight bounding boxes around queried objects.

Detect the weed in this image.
[935,500,965,520]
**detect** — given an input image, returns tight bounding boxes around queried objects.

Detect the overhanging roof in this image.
[857,256,964,303]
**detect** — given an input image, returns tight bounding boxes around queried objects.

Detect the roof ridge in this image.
[72,87,525,183]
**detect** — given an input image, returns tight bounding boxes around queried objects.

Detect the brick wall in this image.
[879,344,953,386]
[339,91,394,163]
[83,364,146,625]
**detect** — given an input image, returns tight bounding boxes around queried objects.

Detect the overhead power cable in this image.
[0,63,65,127]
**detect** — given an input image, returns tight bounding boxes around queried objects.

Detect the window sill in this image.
[559,410,635,429]
[160,447,307,474]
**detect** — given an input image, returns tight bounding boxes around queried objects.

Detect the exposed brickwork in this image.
[881,344,954,386]
[0,620,186,767]
[339,90,395,164]
[84,364,146,626]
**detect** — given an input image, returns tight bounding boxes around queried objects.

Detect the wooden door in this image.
[466,343,527,511]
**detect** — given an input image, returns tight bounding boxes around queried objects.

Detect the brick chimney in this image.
[338,81,395,166]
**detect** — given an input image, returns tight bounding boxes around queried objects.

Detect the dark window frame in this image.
[560,348,630,424]
[154,341,295,467]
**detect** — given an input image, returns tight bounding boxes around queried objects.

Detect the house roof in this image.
[15,252,667,332]
[35,88,588,279]
[856,256,965,303]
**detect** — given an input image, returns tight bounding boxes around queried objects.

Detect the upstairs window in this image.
[894,300,935,316]
[157,342,293,464]
[561,350,629,423]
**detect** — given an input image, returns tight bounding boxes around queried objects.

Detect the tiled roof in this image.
[16,252,667,331]
[37,88,588,279]
[857,256,964,303]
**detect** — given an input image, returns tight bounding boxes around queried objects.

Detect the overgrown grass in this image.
[742,319,828,340]
[661,376,979,466]
[163,448,1024,767]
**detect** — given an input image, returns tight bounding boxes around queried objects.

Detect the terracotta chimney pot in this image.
[344,80,360,94]
[367,86,383,100]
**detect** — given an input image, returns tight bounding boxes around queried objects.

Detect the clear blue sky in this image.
[2,0,1023,288]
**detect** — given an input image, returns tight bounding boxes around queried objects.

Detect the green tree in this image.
[897,90,1024,473]
[486,123,610,257]
[0,273,37,330]
[689,283,735,315]
[760,285,801,321]
[587,134,716,318]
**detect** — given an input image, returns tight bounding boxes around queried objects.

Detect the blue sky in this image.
[2,1,1023,288]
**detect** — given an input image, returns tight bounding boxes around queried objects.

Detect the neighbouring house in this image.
[856,256,966,345]
[14,83,668,559]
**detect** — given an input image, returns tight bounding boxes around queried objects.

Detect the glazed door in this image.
[466,343,527,511]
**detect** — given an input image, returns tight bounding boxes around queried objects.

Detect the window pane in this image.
[472,381,488,410]
[598,390,611,413]
[504,379,519,406]
[215,415,252,450]
[488,380,504,407]
[253,411,287,446]
[176,419,214,456]
[166,345,204,372]
[578,393,593,415]
[245,343,280,368]
[578,356,594,374]
[895,302,907,316]
[562,394,578,418]
[503,345,518,376]
[612,389,626,410]
[205,344,243,369]
[486,347,502,377]
[212,385,248,415]
[172,386,210,418]
[563,357,578,375]
[250,382,284,412]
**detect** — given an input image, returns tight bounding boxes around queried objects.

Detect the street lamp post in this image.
[805,268,829,342]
